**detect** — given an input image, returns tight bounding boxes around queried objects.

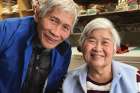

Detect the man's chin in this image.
[42,43,57,49]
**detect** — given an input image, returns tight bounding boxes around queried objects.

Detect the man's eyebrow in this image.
[50,16,60,22]
[51,16,72,28]
[86,36,95,39]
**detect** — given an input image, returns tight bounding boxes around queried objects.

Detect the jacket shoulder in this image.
[66,64,87,80]
[113,61,138,72]
[0,16,35,52]
[0,16,34,34]
[56,40,71,55]
[63,64,87,93]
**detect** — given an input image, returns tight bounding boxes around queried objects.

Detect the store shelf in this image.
[72,8,140,47]
[74,0,117,4]
[0,0,32,19]
[78,9,140,24]
[1,12,20,19]
[20,9,34,16]
[80,9,140,17]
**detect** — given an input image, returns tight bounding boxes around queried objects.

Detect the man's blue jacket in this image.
[0,16,71,93]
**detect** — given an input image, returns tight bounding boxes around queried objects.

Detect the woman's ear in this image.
[32,0,40,22]
[113,45,117,54]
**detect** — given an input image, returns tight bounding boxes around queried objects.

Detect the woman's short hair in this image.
[79,18,121,49]
[32,0,79,28]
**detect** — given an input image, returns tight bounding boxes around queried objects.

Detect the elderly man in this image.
[0,0,79,93]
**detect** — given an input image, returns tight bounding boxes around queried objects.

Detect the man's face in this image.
[37,8,74,49]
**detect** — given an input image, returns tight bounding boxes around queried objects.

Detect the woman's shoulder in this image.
[137,70,140,82]
[63,64,87,91]
[113,60,138,72]
[67,64,87,76]
[137,70,140,92]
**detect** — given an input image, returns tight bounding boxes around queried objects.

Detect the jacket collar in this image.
[73,61,138,93]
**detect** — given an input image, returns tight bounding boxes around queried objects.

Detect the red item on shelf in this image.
[116,44,129,54]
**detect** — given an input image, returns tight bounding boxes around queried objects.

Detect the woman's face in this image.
[82,29,115,68]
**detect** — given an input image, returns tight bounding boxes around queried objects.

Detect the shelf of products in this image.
[0,0,140,19]
[0,0,32,19]
[74,0,118,3]
[79,9,140,17]
[70,0,140,47]
[77,9,140,25]
[76,0,140,15]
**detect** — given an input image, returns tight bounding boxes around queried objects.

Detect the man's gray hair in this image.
[32,0,79,28]
[79,18,121,49]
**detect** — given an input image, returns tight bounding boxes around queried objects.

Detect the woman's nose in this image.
[94,43,102,52]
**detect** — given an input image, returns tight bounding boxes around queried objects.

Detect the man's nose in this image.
[51,25,61,37]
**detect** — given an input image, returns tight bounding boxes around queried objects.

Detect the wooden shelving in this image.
[74,0,117,4]
[71,9,140,47]
[78,9,140,24]
[1,12,20,19]
[0,0,33,20]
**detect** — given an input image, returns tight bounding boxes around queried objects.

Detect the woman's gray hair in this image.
[79,18,121,49]
[32,0,79,28]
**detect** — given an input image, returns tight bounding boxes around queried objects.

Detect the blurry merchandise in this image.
[128,0,138,10]
[88,4,106,12]
[138,0,140,8]
[86,8,97,15]
[1,0,18,14]
[79,3,106,15]
[105,3,117,12]
[21,0,32,9]
[116,0,128,11]
[79,4,87,15]
[11,4,18,13]
[116,43,129,54]
[87,4,106,14]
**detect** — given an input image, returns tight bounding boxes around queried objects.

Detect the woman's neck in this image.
[87,64,113,83]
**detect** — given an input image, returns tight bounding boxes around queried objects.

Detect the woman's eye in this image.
[103,41,110,45]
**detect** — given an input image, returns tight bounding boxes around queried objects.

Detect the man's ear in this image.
[77,45,82,52]
[32,0,40,22]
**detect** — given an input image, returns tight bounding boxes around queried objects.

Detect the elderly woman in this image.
[63,18,140,93]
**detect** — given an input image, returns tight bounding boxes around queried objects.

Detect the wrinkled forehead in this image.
[86,28,112,37]
[40,7,74,28]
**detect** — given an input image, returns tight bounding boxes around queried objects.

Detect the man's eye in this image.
[63,25,71,32]
[50,18,57,23]
[49,16,59,24]
[88,39,96,43]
